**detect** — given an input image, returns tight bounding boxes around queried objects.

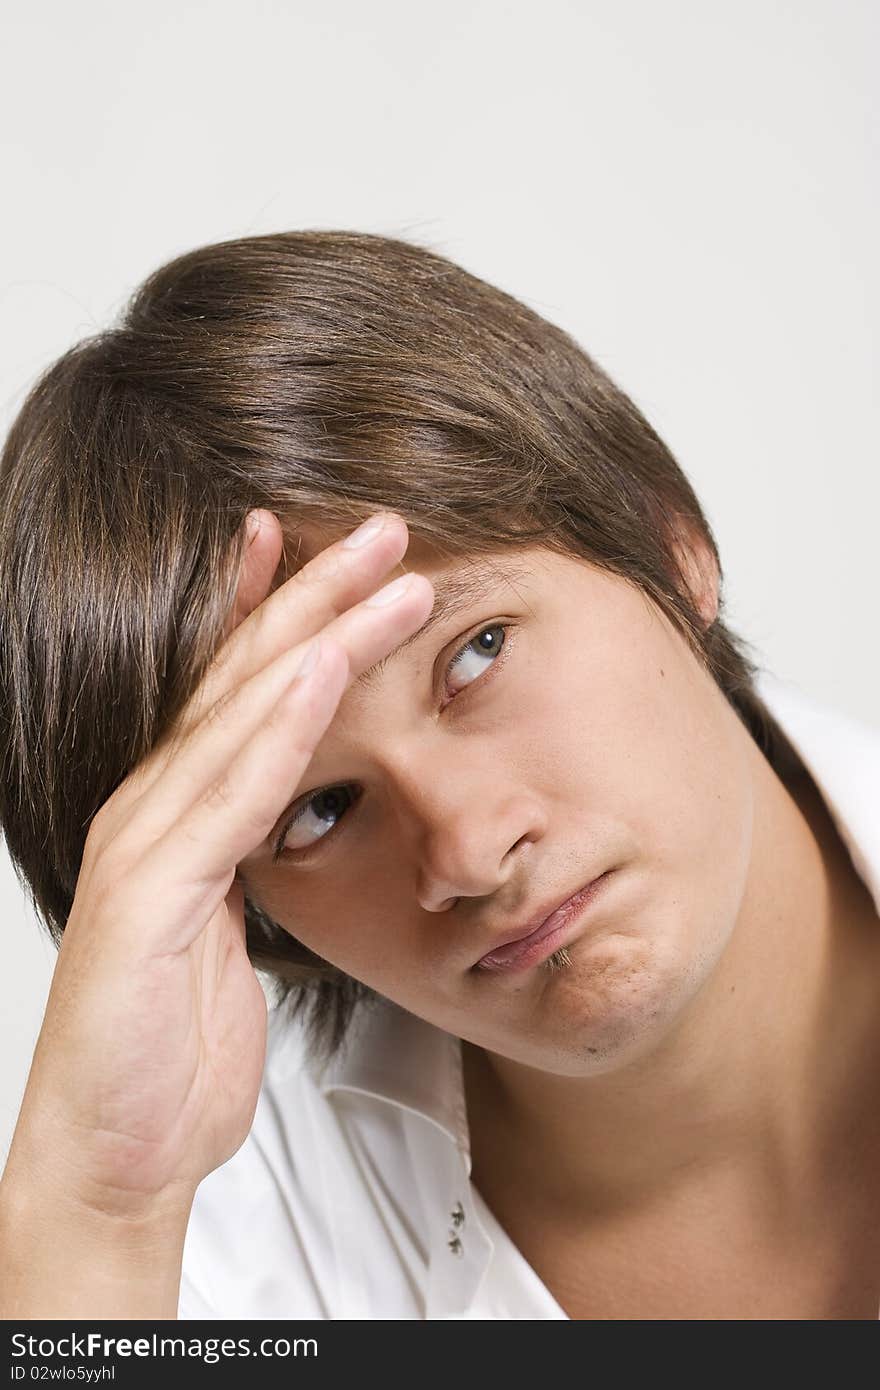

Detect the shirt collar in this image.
[309,668,880,1144]
[311,992,473,1168]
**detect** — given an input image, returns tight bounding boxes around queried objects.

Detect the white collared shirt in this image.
[177,669,880,1320]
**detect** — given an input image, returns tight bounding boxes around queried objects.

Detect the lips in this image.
[474,871,612,971]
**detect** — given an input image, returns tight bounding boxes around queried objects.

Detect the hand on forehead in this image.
[227,509,436,644]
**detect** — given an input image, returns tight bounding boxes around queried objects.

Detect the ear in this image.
[669,517,720,631]
[223,509,286,639]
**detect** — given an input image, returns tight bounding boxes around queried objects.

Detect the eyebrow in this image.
[353,555,531,695]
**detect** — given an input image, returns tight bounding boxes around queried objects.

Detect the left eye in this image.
[444,623,507,698]
[272,622,509,860]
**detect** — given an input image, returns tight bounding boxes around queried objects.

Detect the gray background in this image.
[1,0,877,1167]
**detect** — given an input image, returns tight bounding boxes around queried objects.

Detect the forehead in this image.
[285,521,582,697]
[284,514,589,578]
[287,516,569,586]
[286,516,462,575]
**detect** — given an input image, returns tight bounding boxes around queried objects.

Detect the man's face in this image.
[241,526,758,1076]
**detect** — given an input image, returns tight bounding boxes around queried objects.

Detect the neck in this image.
[462,735,880,1222]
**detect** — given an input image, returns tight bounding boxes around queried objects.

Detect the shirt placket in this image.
[407,1117,494,1319]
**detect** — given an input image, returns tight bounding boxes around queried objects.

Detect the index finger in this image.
[179,509,414,737]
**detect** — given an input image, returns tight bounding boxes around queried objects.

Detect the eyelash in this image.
[271,621,514,864]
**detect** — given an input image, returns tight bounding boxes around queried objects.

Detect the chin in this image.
[529,927,702,1075]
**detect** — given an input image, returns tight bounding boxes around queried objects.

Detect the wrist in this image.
[2,1104,198,1229]
[0,1165,196,1320]
[0,1085,200,1319]
[0,1163,195,1243]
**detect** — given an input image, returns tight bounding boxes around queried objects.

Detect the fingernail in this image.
[365,573,415,607]
[343,514,387,549]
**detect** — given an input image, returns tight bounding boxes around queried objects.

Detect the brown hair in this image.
[0,229,779,1066]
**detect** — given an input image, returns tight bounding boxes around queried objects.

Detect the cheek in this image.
[524,605,754,927]
[264,880,417,993]
[630,661,753,916]
[284,901,376,970]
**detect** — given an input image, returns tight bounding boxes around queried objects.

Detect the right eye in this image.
[272,784,361,862]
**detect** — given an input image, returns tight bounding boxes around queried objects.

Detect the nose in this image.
[403,778,548,913]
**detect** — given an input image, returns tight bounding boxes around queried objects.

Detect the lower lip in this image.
[475,871,614,974]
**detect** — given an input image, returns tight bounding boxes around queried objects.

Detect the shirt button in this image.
[447,1233,464,1257]
[450,1200,465,1229]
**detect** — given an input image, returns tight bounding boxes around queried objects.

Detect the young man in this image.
[179,511,880,1320]
[1,232,877,1321]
